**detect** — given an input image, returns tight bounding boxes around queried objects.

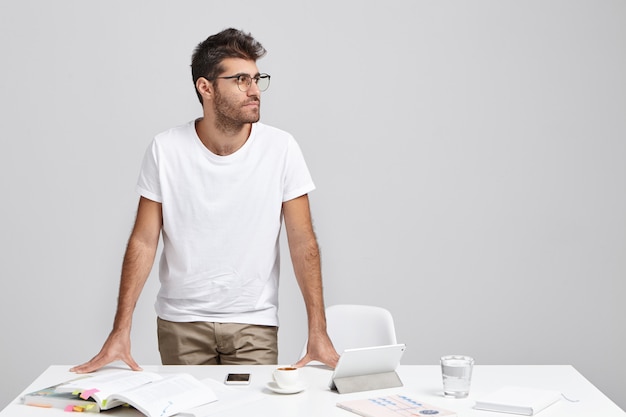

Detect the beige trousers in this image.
[157,317,278,365]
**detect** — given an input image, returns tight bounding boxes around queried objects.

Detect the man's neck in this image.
[195,118,252,156]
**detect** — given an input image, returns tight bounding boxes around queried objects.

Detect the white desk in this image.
[2,364,624,416]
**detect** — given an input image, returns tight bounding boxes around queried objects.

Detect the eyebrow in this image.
[230,72,261,77]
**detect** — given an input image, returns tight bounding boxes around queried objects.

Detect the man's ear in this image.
[195,77,213,100]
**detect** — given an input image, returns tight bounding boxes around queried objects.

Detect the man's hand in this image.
[70,330,141,374]
[294,331,339,369]
[283,195,339,369]
[71,197,160,374]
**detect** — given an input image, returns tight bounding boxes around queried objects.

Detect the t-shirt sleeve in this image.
[135,140,163,203]
[282,136,316,202]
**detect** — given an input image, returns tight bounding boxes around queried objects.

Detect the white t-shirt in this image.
[136,120,315,326]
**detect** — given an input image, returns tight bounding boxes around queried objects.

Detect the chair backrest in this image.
[300,304,398,363]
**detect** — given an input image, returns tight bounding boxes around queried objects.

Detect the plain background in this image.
[0,0,624,411]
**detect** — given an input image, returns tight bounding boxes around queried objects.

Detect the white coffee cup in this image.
[272,366,300,388]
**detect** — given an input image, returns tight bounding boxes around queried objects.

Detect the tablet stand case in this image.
[332,371,403,394]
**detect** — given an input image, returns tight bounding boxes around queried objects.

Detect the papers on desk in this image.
[177,378,264,417]
[337,394,456,417]
[474,386,561,415]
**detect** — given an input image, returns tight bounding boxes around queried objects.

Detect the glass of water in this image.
[440,355,474,398]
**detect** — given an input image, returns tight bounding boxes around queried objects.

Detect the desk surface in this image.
[2,364,624,417]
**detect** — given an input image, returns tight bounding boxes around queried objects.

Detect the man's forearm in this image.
[290,234,328,333]
[112,235,158,332]
[283,195,338,367]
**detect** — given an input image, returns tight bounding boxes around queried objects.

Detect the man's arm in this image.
[284,194,339,368]
[71,196,162,373]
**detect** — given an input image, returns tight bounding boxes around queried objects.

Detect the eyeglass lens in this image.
[238,74,270,92]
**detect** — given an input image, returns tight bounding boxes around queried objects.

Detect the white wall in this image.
[1,0,624,411]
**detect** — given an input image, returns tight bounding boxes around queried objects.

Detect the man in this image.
[71,28,339,373]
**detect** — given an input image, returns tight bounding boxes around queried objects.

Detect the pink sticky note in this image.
[64,405,74,412]
[80,388,99,400]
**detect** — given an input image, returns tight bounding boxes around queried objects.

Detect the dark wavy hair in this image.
[191,28,266,104]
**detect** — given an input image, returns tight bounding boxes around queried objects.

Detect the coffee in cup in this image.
[272,366,300,388]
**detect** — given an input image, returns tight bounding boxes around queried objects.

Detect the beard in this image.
[212,87,261,133]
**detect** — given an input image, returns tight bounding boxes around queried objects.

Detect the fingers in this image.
[71,356,142,374]
[70,349,142,374]
[293,354,311,368]
[302,336,340,369]
[294,347,340,369]
[71,329,141,374]
[316,350,339,369]
[123,355,143,372]
[70,356,106,374]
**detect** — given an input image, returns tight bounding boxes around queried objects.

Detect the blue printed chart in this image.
[337,394,456,417]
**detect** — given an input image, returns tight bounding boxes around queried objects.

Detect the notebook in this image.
[474,386,561,415]
[329,344,406,391]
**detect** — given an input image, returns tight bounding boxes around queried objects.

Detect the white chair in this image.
[300,304,398,364]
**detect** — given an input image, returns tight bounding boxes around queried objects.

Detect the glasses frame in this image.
[212,73,271,92]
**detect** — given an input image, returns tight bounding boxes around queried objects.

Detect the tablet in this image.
[329,343,407,390]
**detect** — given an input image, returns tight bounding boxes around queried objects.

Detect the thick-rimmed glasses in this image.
[213,73,271,92]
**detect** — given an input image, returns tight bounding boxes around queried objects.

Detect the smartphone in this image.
[224,373,251,385]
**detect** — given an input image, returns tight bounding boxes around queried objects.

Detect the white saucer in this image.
[266,381,306,394]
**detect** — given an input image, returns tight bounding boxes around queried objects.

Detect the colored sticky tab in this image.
[64,405,74,412]
[80,388,99,400]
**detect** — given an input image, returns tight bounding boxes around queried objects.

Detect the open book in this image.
[22,376,100,412]
[53,370,218,417]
